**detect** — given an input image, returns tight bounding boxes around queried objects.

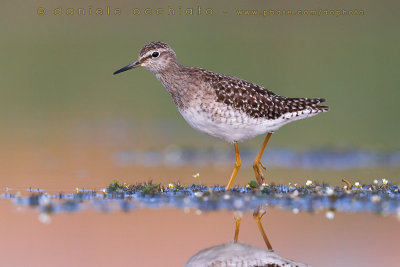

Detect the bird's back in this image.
[205,70,328,120]
[179,66,328,118]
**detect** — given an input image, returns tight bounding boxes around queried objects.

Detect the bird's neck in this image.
[155,64,190,110]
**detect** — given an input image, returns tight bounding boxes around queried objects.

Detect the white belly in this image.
[179,105,320,143]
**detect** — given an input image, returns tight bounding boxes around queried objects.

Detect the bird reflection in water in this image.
[185,206,310,267]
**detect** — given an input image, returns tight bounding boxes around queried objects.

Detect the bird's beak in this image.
[113,61,141,75]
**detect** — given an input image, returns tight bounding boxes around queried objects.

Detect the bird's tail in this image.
[284,97,329,113]
[311,98,329,112]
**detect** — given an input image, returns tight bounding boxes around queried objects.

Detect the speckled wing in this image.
[211,74,328,120]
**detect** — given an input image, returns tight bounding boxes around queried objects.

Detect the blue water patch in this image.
[2,182,400,219]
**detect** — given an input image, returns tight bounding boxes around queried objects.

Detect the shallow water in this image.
[0,197,399,267]
[1,145,399,267]
[114,148,400,169]
[1,179,399,266]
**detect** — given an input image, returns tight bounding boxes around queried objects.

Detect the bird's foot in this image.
[253,206,273,251]
[233,211,243,243]
[253,160,266,186]
[253,206,266,221]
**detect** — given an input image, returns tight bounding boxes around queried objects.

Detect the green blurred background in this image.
[0,0,399,152]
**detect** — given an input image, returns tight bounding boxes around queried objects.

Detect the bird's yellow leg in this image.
[233,211,243,243]
[226,142,241,190]
[253,132,272,185]
[253,208,273,250]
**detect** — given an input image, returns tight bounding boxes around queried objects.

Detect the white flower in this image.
[291,190,299,198]
[183,197,190,205]
[194,192,203,197]
[259,183,268,190]
[326,187,334,196]
[371,195,381,202]
[40,196,51,206]
[168,183,174,189]
[75,188,79,193]
[38,213,51,224]
[292,208,299,214]
[354,182,360,187]
[192,173,200,178]
[233,199,244,209]
[325,211,335,220]
[373,179,378,184]
[306,180,313,186]
[382,179,388,185]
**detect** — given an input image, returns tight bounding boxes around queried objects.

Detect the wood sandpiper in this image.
[114,41,328,190]
[184,242,309,267]
[185,207,310,266]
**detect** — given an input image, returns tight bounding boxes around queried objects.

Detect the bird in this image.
[113,41,328,190]
[184,242,310,267]
[184,207,310,266]
[233,206,273,251]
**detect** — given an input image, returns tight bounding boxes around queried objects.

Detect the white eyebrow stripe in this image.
[142,48,169,59]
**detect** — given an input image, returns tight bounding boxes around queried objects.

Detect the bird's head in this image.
[113,41,178,75]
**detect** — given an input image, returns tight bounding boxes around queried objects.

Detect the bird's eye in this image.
[152,52,159,58]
